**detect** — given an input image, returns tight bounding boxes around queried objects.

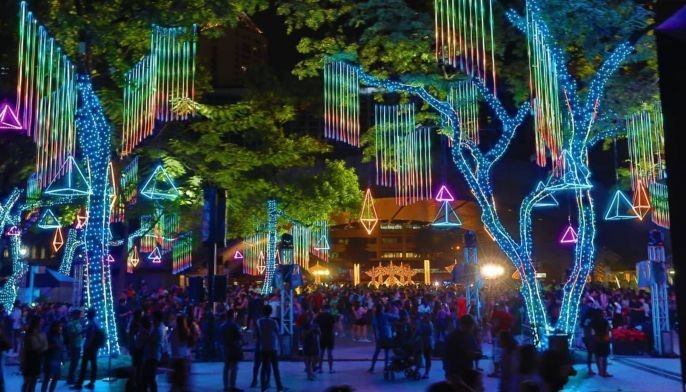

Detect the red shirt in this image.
[491,310,513,334]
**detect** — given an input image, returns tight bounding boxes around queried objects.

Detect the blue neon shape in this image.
[140,165,180,201]
[44,156,92,197]
[432,200,462,227]
[604,190,640,221]
[533,182,559,208]
[37,208,62,229]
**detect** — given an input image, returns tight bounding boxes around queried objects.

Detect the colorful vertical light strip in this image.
[447,81,480,143]
[243,231,267,276]
[649,181,670,229]
[121,55,157,157]
[526,2,563,171]
[172,232,192,274]
[16,1,77,187]
[121,156,139,205]
[323,61,360,146]
[375,104,432,205]
[292,224,311,269]
[626,105,666,194]
[26,173,41,201]
[121,25,197,157]
[434,0,497,91]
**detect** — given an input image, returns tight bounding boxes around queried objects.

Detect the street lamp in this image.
[19,246,28,257]
[480,263,505,280]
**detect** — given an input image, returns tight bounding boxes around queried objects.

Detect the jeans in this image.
[223,360,238,390]
[370,343,390,371]
[67,347,80,383]
[260,350,283,391]
[77,349,97,387]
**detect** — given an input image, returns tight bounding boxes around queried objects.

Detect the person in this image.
[497,332,518,392]
[11,302,22,354]
[416,312,434,379]
[256,304,288,392]
[368,303,399,373]
[513,344,544,391]
[302,309,320,381]
[592,309,612,377]
[352,302,368,342]
[71,308,105,390]
[443,315,481,385]
[131,315,151,391]
[315,304,338,374]
[489,303,513,377]
[0,321,12,392]
[41,321,66,392]
[170,314,195,392]
[141,311,165,392]
[21,315,47,392]
[539,349,575,391]
[116,298,132,349]
[220,311,243,392]
[65,309,83,385]
[580,300,598,376]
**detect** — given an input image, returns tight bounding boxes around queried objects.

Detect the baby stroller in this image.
[383,345,422,381]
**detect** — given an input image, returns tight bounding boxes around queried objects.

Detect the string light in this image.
[58,229,82,275]
[172,232,192,274]
[261,200,279,294]
[447,81,480,143]
[44,156,91,197]
[649,181,669,229]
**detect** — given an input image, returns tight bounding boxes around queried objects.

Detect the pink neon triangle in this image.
[6,226,21,236]
[107,254,115,263]
[435,185,455,202]
[0,104,22,130]
[559,225,578,244]
[234,250,244,259]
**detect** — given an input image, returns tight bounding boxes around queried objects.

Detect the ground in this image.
[1,340,681,391]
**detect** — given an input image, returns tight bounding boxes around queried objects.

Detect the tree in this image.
[279,0,656,344]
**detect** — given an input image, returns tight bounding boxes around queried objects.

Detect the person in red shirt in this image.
[489,303,513,377]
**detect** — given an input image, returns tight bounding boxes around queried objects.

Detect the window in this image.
[381,252,403,259]
[405,252,420,259]
[380,223,402,230]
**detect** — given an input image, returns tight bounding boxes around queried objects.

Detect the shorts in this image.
[320,337,335,350]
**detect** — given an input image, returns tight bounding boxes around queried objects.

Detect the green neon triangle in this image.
[140,165,180,201]
[37,209,62,229]
[432,201,462,227]
[44,157,91,197]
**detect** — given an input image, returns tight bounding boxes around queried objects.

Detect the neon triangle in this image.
[431,201,462,227]
[234,250,244,259]
[107,254,115,264]
[314,234,330,251]
[52,228,64,252]
[533,182,559,208]
[604,190,640,221]
[38,209,62,229]
[148,247,162,263]
[128,246,140,268]
[108,162,117,212]
[140,165,180,201]
[360,188,378,235]
[632,181,651,220]
[257,265,266,274]
[548,151,592,191]
[76,211,88,229]
[6,226,21,236]
[560,224,578,244]
[435,185,455,202]
[44,157,92,197]
[0,103,22,130]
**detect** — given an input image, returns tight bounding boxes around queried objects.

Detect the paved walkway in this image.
[1,339,682,391]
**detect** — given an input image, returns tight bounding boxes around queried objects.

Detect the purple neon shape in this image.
[559,225,578,244]
[0,103,22,130]
[234,250,244,259]
[435,185,455,202]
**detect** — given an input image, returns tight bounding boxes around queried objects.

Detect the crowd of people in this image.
[0,280,675,392]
